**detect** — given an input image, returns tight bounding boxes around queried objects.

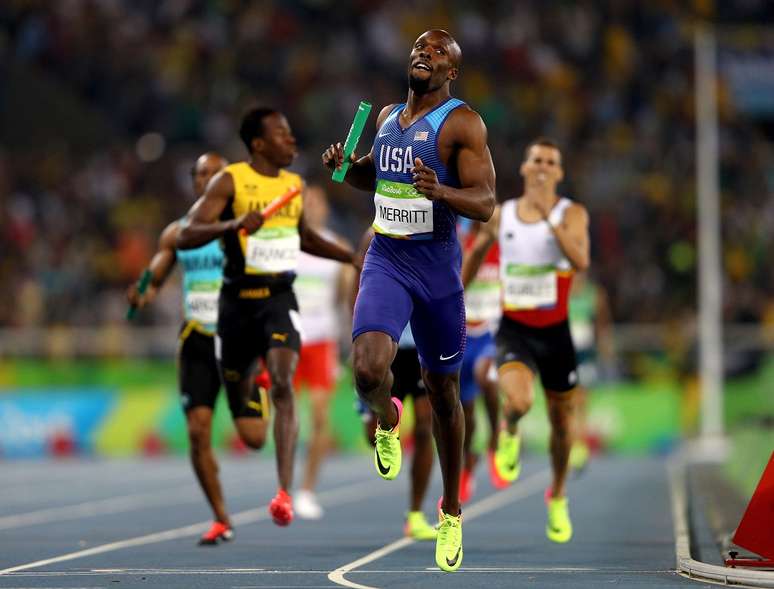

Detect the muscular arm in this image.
[460,206,500,288]
[126,222,178,308]
[298,216,357,267]
[412,108,496,222]
[550,203,590,271]
[322,105,396,192]
[176,172,253,249]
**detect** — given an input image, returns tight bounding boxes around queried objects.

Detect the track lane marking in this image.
[327,468,551,589]
[0,477,385,576]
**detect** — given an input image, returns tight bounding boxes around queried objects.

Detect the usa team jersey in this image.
[354,97,469,373]
[369,98,466,269]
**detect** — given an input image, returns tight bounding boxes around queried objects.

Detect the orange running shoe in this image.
[198,521,234,545]
[269,489,293,527]
[459,468,476,504]
[487,449,510,490]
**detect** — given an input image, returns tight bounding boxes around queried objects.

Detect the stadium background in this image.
[0,1,771,496]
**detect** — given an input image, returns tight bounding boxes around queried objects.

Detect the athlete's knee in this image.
[237,420,267,450]
[268,372,294,404]
[187,419,212,453]
[353,361,389,397]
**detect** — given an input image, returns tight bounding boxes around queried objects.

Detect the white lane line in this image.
[0,477,385,576]
[327,468,551,589]
[2,566,679,577]
[0,463,370,530]
[0,486,201,530]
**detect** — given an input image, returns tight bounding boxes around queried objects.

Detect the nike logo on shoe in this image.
[439,351,460,361]
[446,546,462,567]
[376,448,391,476]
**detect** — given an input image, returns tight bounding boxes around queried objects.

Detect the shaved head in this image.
[192,152,227,197]
[419,29,462,68]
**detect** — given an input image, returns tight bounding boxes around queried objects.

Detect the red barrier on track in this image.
[728,451,774,567]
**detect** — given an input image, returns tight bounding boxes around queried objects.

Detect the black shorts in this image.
[496,317,578,393]
[178,322,220,412]
[390,347,427,402]
[217,287,301,382]
[178,321,264,419]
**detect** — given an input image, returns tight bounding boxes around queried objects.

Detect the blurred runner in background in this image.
[568,271,615,472]
[292,185,355,519]
[127,152,244,546]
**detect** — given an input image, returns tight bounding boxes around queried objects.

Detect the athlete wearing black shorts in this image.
[495,318,578,394]
[176,107,356,527]
[462,138,590,544]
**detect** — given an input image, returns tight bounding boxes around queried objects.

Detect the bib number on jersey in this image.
[503,264,557,310]
[465,281,502,323]
[185,290,219,326]
[372,180,433,238]
[244,227,300,274]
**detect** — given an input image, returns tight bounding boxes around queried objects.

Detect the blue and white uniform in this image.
[178,239,224,335]
[353,98,468,373]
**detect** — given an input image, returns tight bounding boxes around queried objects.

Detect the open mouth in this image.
[412,61,432,72]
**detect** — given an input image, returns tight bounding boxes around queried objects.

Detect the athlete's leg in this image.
[422,368,464,516]
[461,398,477,473]
[410,395,434,512]
[266,347,300,492]
[178,326,232,531]
[411,289,466,516]
[352,332,398,425]
[301,388,332,492]
[187,406,229,524]
[498,362,535,435]
[545,387,575,498]
[474,356,499,452]
[352,268,411,427]
[231,366,269,450]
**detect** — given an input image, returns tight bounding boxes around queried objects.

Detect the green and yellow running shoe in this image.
[374,397,403,480]
[404,511,437,541]
[545,488,573,543]
[569,440,590,473]
[435,509,463,572]
[493,430,521,484]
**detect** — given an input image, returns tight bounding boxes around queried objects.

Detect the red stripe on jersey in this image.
[504,271,574,327]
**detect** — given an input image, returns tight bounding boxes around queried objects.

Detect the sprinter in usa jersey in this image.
[323,29,496,572]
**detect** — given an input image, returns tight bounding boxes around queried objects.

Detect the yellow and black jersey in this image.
[220,162,303,291]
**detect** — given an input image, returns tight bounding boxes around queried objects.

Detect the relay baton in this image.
[331,101,372,183]
[126,268,153,321]
[239,186,302,236]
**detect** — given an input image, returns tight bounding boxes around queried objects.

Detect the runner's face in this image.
[520,145,563,190]
[408,32,458,92]
[258,113,297,167]
[192,155,225,197]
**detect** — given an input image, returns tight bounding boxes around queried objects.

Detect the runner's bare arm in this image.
[126,221,178,308]
[322,105,396,192]
[550,203,589,271]
[298,215,358,268]
[460,205,500,288]
[176,172,263,249]
[412,109,495,222]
